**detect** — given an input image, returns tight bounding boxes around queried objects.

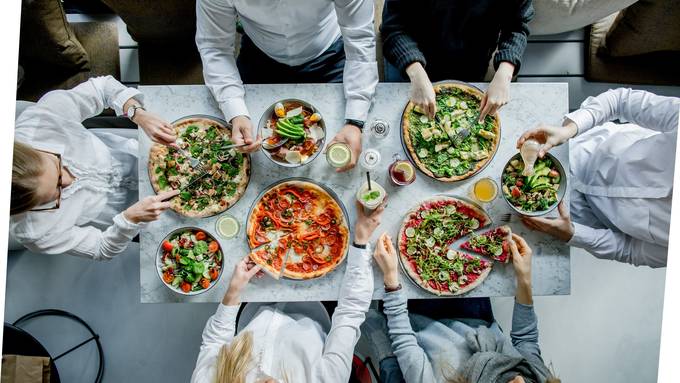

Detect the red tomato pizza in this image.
[247,180,349,279]
[398,196,493,295]
[460,225,513,263]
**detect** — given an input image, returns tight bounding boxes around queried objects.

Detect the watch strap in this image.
[352,242,367,249]
[345,118,365,130]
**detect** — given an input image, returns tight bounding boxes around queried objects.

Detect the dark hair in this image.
[11,142,45,215]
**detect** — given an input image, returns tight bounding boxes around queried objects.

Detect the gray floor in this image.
[4,244,666,382]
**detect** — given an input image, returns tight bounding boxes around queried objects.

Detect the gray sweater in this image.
[383,289,552,382]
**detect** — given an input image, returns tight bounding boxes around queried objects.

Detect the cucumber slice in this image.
[446,249,456,260]
[493,246,503,256]
[425,237,435,247]
[419,115,429,123]
[438,271,450,281]
[433,227,443,237]
[406,246,417,255]
[405,227,416,238]
[469,218,479,230]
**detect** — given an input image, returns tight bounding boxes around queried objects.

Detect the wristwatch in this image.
[344,119,365,131]
[352,242,367,249]
[126,104,145,121]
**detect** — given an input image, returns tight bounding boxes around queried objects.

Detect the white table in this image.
[139,83,571,303]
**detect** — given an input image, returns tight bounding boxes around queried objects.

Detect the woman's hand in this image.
[406,62,436,119]
[230,115,261,153]
[223,256,263,306]
[373,233,399,289]
[133,109,177,146]
[123,190,179,224]
[521,201,574,242]
[354,198,387,245]
[517,122,578,158]
[478,62,513,122]
[509,233,533,305]
[327,124,362,172]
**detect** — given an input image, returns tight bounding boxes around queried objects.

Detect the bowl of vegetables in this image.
[257,99,326,167]
[500,152,567,217]
[157,227,224,295]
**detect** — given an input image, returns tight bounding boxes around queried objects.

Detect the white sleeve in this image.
[565,88,680,135]
[190,304,240,383]
[312,245,373,382]
[36,75,142,121]
[195,0,249,122]
[567,222,667,268]
[20,213,140,261]
[334,0,378,121]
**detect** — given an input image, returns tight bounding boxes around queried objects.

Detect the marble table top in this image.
[139,83,571,303]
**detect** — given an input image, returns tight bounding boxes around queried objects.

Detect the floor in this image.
[4,13,675,383]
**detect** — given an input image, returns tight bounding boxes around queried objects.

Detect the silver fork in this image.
[175,139,208,173]
[500,213,512,223]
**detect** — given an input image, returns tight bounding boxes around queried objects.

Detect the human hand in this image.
[134,109,177,146]
[521,201,574,242]
[354,198,387,245]
[479,62,513,123]
[230,115,261,153]
[327,124,362,172]
[406,62,436,119]
[223,255,263,306]
[123,190,179,224]
[373,232,399,289]
[517,122,578,158]
[509,233,533,305]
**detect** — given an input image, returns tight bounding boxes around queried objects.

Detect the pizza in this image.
[401,82,501,182]
[247,180,349,279]
[248,236,291,280]
[398,196,493,295]
[148,117,250,218]
[460,225,513,263]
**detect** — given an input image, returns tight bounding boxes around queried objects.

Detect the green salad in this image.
[502,157,561,212]
[407,86,498,178]
[159,229,222,293]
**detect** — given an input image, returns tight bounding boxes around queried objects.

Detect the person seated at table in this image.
[380,0,534,121]
[362,233,558,383]
[10,75,179,260]
[189,200,386,383]
[517,88,679,268]
[196,0,378,171]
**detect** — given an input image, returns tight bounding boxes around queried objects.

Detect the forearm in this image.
[515,278,533,306]
[494,0,533,74]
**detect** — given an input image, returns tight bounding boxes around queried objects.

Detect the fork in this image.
[500,213,512,223]
[175,139,208,173]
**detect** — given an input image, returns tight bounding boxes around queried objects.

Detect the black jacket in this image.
[380,0,534,81]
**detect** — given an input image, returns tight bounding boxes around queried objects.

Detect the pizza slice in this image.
[248,234,292,280]
[445,250,493,295]
[460,225,512,263]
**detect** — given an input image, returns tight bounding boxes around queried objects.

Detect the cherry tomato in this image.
[162,271,174,284]
[208,241,220,253]
[200,278,211,289]
[515,180,524,188]
[181,282,191,293]
[209,268,219,281]
[195,231,207,241]
[511,186,522,199]
[162,241,174,252]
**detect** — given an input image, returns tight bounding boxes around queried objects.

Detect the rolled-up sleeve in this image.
[196,0,249,122]
[334,0,378,122]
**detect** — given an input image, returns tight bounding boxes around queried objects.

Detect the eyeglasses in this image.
[29,150,62,212]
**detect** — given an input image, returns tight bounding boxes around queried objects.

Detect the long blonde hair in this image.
[214,331,289,383]
[11,142,45,215]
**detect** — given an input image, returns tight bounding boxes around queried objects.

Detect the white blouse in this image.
[565,88,680,267]
[10,76,145,260]
[190,245,373,383]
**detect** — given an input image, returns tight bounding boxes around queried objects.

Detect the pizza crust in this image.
[401,82,501,182]
[147,116,250,218]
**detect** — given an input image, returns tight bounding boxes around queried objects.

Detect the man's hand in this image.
[479,62,513,122]
[354,198,387,245]
[521,201,574,242]
[517,122,578,158]
[373,233,399,289]
[230,115,261,153]
[134,109,177,146]
[123,190,179,224]
[509,233,533,305]
[406,62,436,119]
[223,255,263,306]
[327,124,362,172]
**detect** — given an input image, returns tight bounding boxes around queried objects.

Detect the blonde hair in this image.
[214,330,289,383]
[11,142,45,215]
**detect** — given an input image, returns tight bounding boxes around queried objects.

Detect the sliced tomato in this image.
[511,186,522,198]
[162,271,174,284]
[195,231,207,241]
[209,268,219,281]
[180,282,191,293]
[515,179,524,188]
[162,241,174,252]
[200,278,211,289]
[208,241,219,253]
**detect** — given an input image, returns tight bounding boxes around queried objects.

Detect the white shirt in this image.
[196,0,378,122]
[10,76,144,260]
[190,245,373,383]
[564,88,680,268]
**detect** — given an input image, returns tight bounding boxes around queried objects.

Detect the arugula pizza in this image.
[148,117,250,218]
[402,82,501,182]
[460,226,513,263]
[398,196,493,295]
[247,180,349,280]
